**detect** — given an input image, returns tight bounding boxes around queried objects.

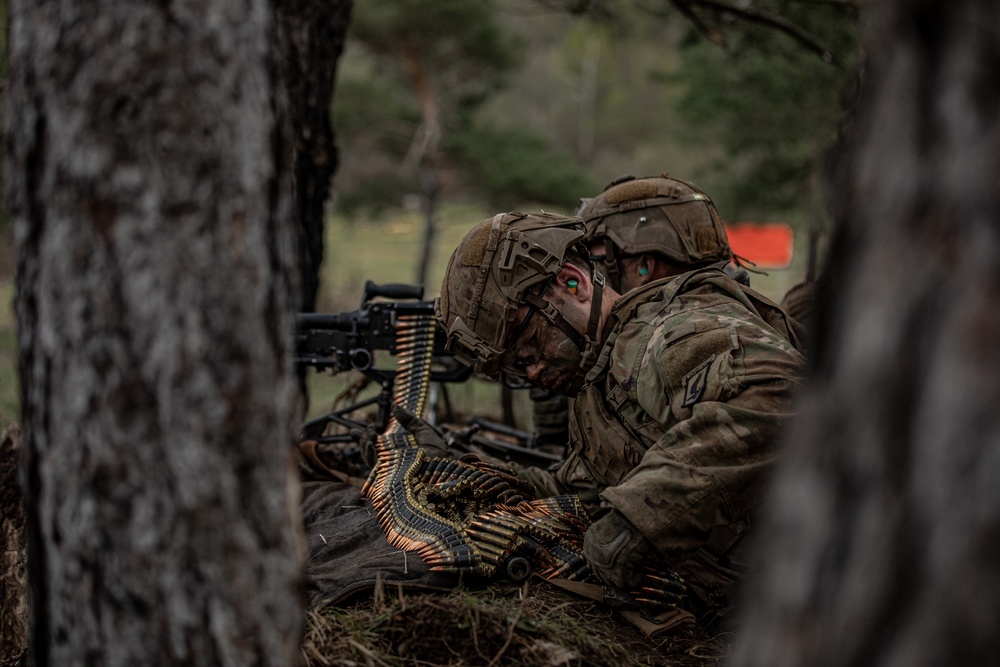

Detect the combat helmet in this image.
[436,212,605,381]
[577,173,732,291]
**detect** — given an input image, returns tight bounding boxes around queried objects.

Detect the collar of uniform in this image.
[581,266,727,386]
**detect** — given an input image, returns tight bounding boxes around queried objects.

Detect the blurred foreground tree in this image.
[733,0,1000,664]
[0,0,8,233]
[5,1,303,664]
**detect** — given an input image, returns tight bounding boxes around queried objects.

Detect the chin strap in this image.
[580,269,605,371]
[603,242,622,291]
[520,267,606,378]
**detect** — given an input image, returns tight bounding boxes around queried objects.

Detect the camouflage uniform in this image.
[436,211,804,625]
[517,266,805,623]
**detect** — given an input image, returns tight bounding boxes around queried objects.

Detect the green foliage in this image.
[349,0,520,118]
[331,0,596,215]
[670,1,860,221]
[334,174,411,218]
[332,74,420,142]
[446,125,598,212]
[333,0,860,230]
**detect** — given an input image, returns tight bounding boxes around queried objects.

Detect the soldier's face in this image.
[501,298,586,396]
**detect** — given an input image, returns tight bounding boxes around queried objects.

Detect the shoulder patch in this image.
[681,360,711,407]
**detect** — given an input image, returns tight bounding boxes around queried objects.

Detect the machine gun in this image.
[296,280,563,471]
[296,280,471,440]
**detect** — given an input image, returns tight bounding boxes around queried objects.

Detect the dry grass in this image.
[301,579,734,667]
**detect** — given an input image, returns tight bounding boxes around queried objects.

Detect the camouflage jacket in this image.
[520,267,805,566]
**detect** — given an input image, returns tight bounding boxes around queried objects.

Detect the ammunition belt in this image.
[362,313,591,580]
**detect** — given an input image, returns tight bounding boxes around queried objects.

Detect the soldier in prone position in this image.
[431,210,805,628]
[528,172,754,453]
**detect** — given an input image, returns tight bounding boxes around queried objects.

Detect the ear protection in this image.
[567,279,579,294]
[638,266,649,276]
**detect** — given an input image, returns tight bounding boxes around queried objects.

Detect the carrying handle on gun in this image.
[363,280,424,304]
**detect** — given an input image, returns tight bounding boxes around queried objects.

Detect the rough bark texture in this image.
[5,1,304,665]
[733,1,1000,665]
[274,0,353,312]
[0,425,28,663]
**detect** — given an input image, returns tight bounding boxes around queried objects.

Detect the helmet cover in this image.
[436,212,587,379]
[578,173,731,288]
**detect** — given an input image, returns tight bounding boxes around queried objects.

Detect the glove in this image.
[351,404,454,467]
[389,403,452,459]
[583,509,685,613]
[351,424,380,468]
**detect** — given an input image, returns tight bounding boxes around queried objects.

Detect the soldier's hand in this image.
[350,424,380,468]
[391,403,452,459]
[583,509,685,613]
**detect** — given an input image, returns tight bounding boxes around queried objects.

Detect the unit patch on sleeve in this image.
[681,359,712,407]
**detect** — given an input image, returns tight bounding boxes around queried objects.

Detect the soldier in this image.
[578,172,749,293]
[529,173,750,452]
[432,211,805,628]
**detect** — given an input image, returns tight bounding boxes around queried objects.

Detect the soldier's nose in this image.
[526,361,545,383]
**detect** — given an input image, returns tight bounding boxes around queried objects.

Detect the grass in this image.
[316,203,500,313]
[300,579,732,667]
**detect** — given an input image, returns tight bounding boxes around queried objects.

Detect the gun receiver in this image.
[296,282,571,481]
[296,280,470,384]
[297,281,471,440]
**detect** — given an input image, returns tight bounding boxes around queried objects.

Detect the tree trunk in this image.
[403,47,441,290]
[733,1,1000,665]
[0,425,28,663]
[416,155,439,289]
[273,0,353,313]
[5,1,304,665]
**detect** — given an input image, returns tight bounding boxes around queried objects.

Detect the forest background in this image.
[9,2,1000,666]
[0,0,858,428]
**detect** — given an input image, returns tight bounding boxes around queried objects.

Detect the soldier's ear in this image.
[555,263,590,301]
[637,255,654,282]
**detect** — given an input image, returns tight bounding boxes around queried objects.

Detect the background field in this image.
[0,204,808,432]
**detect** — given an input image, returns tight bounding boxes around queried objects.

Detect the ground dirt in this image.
[0,420,731,666]
[302,580,733,667]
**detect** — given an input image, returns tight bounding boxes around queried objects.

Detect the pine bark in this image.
[5,1,304,664]
[733,1,1000,665]
[273,0,353,313]
[0,425,28,663]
